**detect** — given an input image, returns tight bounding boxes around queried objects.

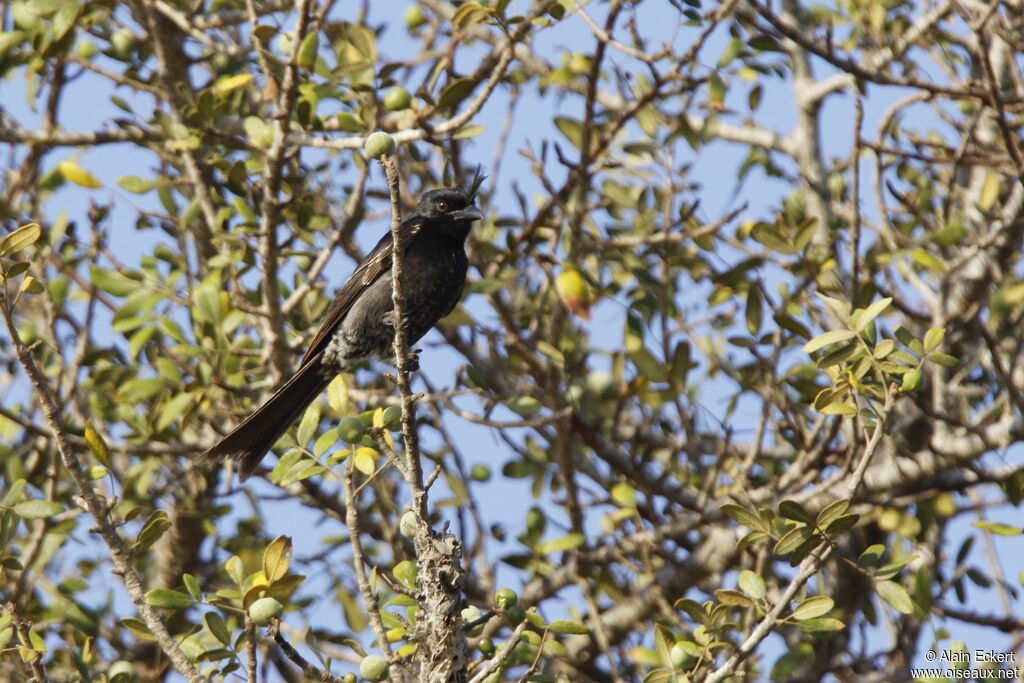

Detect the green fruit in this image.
[504,605,526,625]
[478,637,495,656]
[359,654,389,682]
[399,510,418,538]
[901,368,923,392]
[469,464,491,482]
[343,675,356,683]
[75,39,98,60]
[248,597,283,626]
[338,416,365,443]
[584,371,616,398]
[108,661,135,681]
[110,28,135,58]
[383,87,412,111]
[381,405,402,430]
[404,4,426,28]
[507,396,540,417]
[494,588,517,612]
[364,131,396,158]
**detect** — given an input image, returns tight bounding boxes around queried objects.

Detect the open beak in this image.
[451,205,483,222]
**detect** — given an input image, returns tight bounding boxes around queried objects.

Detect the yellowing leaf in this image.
[0,223,42,257]
[212,73,254,94]
[57,160,102,188]
[803,329,856,354]
[353,446,377,475]
[263,535,293,583]
[979,169,1000,211]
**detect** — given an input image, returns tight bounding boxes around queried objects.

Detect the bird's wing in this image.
[299,215,426,367]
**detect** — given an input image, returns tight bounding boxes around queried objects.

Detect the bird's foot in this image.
[406,348,421,372]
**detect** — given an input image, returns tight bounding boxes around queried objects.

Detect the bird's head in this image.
[414,167,486,224]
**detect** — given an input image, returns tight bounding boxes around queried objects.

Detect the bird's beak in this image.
[451,205,483,222]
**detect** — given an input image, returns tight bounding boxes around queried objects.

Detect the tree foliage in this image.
[1,0,1023,681]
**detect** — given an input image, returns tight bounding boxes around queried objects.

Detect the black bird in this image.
[202,174,484,480]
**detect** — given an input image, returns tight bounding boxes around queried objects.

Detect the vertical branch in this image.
[380,157,427,518]
[377,155,468,682]
[343,468,398,664]
[255,0,315,379]
[850,89,864,296]
[0,296,205,683]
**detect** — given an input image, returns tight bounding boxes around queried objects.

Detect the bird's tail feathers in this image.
[201,356,330,481]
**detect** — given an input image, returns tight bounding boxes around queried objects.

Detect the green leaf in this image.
[923,327,945,352]
[538,532,585,554]
[720,504,765,531]
[824,513,859,535]
[120,617,156,641]
[2,479,25,506]
[803,329,856,354]
[135,510,172,552]
[642,669,676,683]
[296,31,319,69]
[873,338,895,359]
[554,117,583,149]
[548,620,590,635]
[854,298,891,332]
[790,595,834,620]
[774,526,812,556]
[145,588,195,609]
[925,352,959,368]
[296,403,320,446]
[972,521,1024,536]
[653,623,674,667]
[452,1,492,28]
[816,293,851,323]
[12,500,62,519]
[715,588,754,607]
[746,285,763,335]
[156,392,194,431]
[796,617,845,633]
[117,176,154,194]
[176,575,199,602]
[858,544,885,567]
[738,569,766,600]
[778,500,813,524]
[816,499,850,529]
[452,124,486,140]
[89,265,139,297]
[875,580,914,615]
[0,223,42,257]
[438,77,475,110]
[393,560,417,589]
[205,611,232,646]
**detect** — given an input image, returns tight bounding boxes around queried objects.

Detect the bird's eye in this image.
[435,200,449,213]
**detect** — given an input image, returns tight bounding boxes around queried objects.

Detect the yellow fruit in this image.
[555,268,596,319]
